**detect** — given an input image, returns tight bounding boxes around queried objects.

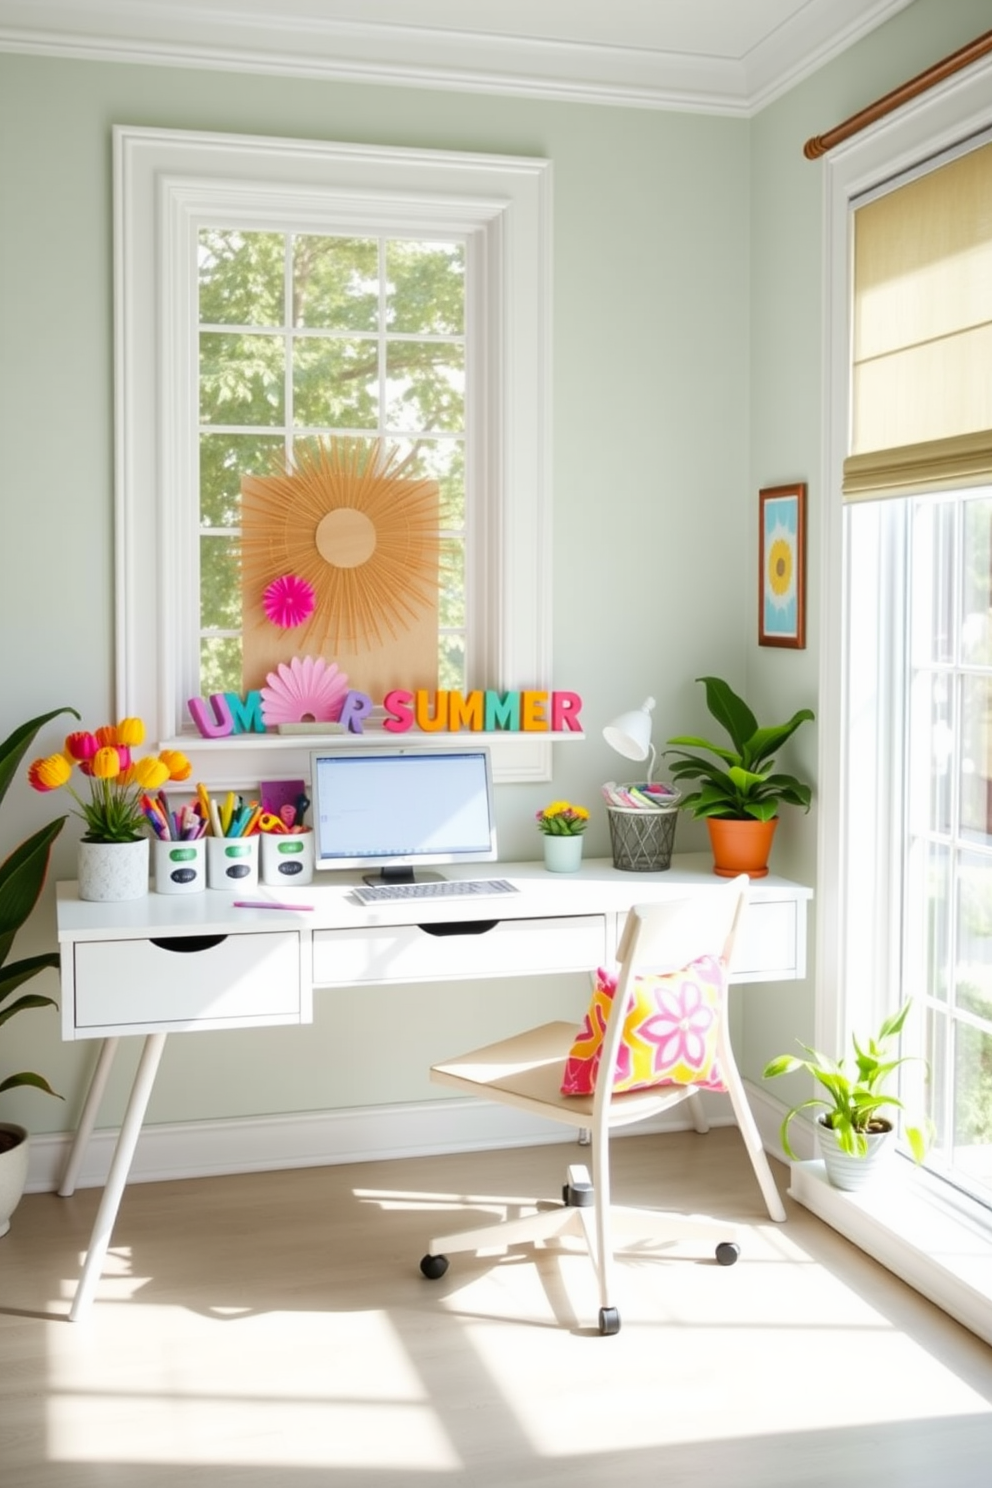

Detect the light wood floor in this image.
[3,1127,992,1487]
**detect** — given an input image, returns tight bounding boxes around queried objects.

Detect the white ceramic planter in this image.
[0,1123,29,1237]
[817,1117,893,1191]
[543,835,584,873]
[77,837,150,902]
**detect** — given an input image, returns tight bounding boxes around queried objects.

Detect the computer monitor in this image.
[309,743,498,883]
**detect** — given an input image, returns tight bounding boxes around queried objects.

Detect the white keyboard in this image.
[352,877,518,905]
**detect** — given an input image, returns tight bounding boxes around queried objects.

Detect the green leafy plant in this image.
[763,999,931,1161]
[665,675,814,821]
[1,706,79,1101]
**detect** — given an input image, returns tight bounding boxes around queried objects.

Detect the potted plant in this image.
[1,706,77,1235]
[536,799,589,873]
[27,717,192,901]
[664,675,814,876]
[763,999,931,1190]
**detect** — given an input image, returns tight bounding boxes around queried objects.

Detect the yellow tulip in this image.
[134,757,170,791]
[117,717,145,747]
[159,749,192,782]
[91,746,122,780]
[28,753,72,791]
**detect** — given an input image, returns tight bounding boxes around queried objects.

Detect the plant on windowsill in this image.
[0,707,78,1236]
[763,999,932,1191]
[664,675,814,877]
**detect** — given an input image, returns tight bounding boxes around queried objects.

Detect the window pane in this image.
[911,498,955,665]
[960,676,992,842]
[927,1005,950,1149]
[200,332,284,425]
[385,341,464,433]
[386,240,464,335]
[439,634,465,691]
[200,432,285,528]
[293,236,379,330]
[910,670,952,834]
[397,438,465,529]
[199,535,241,631]
[198,229,284,327]
[952,1019,992,1188]
[962,498,992,662]
[293,337,379,428]
[957,849,992,1020]
[926,841,951,1005]
[199,635,242,698]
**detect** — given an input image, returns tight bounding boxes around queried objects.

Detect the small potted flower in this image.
[27,718,192,902]
[536,800,589,874]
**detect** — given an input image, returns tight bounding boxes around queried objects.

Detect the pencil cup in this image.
[207,834,259,890]
[261,830,314,887]
[153,838,206,894]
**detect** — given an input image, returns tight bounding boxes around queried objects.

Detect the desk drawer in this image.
[614,897,805,982]
[732,899,803,980]
[313,915,607,987]
[70,931,304,1035]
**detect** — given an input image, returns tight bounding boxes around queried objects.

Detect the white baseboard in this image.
[27,1091,739,1193]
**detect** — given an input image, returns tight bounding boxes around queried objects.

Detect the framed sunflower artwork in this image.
[758,482,806,649]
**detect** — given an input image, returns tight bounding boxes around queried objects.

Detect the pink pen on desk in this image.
[233,900,314,911]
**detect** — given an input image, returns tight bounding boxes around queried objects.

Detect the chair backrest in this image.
[592,875,749,1111]
[616,873,748,977]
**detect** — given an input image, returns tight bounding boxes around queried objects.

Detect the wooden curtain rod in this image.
[803,27,992,159]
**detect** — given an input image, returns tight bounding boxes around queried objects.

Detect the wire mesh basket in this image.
[607,795,679,872]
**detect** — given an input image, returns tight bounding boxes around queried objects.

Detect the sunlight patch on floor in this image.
[445,1224,992,1457]
[46,1305,462,1471]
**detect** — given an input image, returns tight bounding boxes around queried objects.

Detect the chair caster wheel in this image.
[420,1254,449,1280]
[562,1179,594,1207]
[598,1307,621,1336]
[716,1242,740,1266]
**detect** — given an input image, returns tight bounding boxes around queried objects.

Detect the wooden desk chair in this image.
[420,874,786,1334]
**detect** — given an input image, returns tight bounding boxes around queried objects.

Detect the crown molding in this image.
[0,0,915,115]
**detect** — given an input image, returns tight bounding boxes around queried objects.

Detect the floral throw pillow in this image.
[560,954,728,1096]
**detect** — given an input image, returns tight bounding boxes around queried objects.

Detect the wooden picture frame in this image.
[758,482,807,649]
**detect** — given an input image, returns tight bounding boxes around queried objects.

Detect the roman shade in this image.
[844,138,992,500]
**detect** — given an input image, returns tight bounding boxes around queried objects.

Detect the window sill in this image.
[161,729,586,788]
[789,1158,992,1348]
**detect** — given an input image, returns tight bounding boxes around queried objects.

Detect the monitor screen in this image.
[309,743,497,882]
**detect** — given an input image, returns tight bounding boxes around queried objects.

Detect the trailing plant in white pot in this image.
[0,706,76,1235]
[763,999,931,1191]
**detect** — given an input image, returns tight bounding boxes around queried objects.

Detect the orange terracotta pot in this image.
[706,817,778,878]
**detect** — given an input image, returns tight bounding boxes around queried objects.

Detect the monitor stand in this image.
[362,866,446,887]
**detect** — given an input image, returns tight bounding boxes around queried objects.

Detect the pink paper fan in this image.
[260,656,351,726]
[263,574,315,629]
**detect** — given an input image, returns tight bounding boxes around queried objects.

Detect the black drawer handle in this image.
[418,920,499,937]
[149,935,229,953]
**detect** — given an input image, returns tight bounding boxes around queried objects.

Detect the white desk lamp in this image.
[603,696,657,783]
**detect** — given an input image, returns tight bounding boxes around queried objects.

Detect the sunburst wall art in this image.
[758,482,806,650]
[240,437,441,700]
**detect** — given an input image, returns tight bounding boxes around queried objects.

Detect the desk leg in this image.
[58,1038,120,1198]
[68,1032,167,1323]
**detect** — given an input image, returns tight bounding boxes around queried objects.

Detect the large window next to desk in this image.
[114,127,552,783]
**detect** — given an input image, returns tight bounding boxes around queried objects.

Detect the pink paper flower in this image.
[260,656,351,726]
[263,574,315,629]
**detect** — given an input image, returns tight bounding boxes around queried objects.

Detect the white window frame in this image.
[821,58,992,1062]
[808,54,992,1341]
[114,126,554,786]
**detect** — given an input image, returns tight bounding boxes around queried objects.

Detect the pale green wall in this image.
[742,0,992,1087]
[1,0,987,1135]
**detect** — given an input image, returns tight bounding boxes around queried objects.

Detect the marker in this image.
[232,900,314,911]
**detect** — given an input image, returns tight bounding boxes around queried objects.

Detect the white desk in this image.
[55,854,811,1318]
